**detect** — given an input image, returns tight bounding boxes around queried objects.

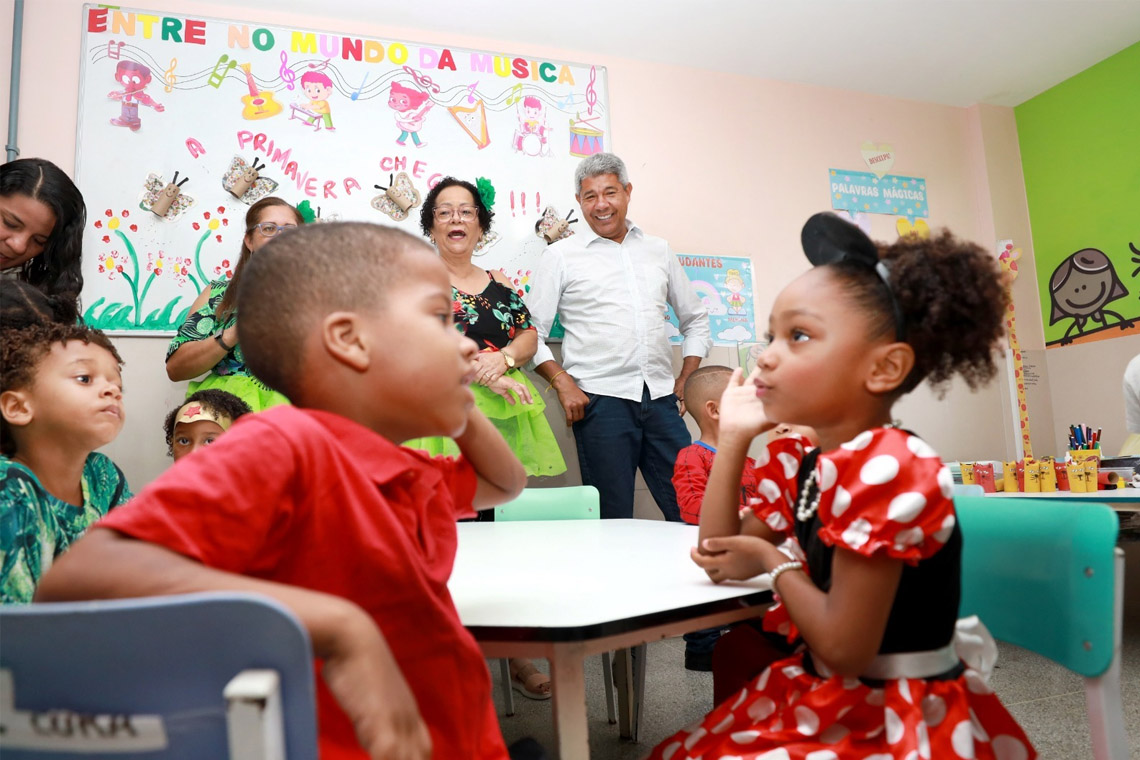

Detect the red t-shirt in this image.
[98,406,507,760]
[672,442,759,525]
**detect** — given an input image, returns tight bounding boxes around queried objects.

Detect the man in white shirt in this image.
[526,153,711,520]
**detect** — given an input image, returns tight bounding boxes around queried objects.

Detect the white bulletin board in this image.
[75,5,610,333]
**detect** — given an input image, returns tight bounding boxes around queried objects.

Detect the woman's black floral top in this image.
[452,273,535,350]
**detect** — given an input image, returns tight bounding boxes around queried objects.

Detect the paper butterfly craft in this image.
[140,171,194,221]
[223,155,278,205]
[371,172,421,222]
[536,206,577,244]
[471,229,501,256]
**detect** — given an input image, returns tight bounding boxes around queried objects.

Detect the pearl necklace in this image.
[795,423,897,523]
[795,467,822,522]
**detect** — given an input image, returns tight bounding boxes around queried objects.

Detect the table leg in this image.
[614,645,648,742]
[549,642,589,760]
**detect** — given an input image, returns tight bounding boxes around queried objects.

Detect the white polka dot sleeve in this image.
[814,428,956,563]
[745,434,810,538]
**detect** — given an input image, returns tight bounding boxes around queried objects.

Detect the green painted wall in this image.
[1016,42,1140,347]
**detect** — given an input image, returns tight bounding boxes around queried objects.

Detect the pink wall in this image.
[4,1,1027,487]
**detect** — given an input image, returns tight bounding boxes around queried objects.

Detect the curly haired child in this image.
[0,322,130,603]
[162,389,252,461]
[649,213,1035,759]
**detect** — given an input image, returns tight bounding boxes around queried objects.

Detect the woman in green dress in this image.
[165,197,301,410]
[405,177,567,700]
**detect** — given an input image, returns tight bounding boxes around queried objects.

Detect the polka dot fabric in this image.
[648,428,1037,759]
[748,429,955,566]
[647,659,1036,759]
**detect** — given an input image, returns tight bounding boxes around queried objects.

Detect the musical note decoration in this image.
[351,74,369,102]
[163,58,178,93]
[505,83,523,106]
[107,40,124,60]
[208,54,238,89]
[279,51,296,91]
[401,65,441,93]
[465,81,479,104]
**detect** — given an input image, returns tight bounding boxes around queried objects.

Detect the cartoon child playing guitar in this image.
[388,82,433,148]
[108,61,164,131]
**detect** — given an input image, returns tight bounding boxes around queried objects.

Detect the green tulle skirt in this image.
[405,369,567,477]
[187,373,290,412]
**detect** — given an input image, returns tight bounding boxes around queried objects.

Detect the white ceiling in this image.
[232,0,1140,107]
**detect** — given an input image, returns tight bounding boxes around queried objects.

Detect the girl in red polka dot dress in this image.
[648,213,1035,760]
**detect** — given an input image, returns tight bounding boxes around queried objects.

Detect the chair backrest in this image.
[956,495,1119,677]
[0,592,318,759]
[494,485,601,521]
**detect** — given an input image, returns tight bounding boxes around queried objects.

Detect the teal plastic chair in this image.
[0,592,317,759]
[493,485,616,722]
[956,496,1127,760]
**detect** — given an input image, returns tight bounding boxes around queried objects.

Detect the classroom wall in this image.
[4,0,1029,501]
[1015,42,1140,455]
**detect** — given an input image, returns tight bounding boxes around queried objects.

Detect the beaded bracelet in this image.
[768,559,804,589]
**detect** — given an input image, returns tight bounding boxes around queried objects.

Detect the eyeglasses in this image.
[433,206,478,223]
[250,222,298,237]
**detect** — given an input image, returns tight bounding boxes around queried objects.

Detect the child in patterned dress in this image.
[649,213,1035,760]
[0,322,130,603]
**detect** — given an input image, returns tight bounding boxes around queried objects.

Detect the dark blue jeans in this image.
[572,385,690,521]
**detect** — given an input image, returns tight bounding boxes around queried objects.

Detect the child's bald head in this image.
[684,365,733,433]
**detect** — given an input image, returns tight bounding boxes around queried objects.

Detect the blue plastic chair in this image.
[493,485,618,723]
[956,496,1127,760]
[0,592,318,760]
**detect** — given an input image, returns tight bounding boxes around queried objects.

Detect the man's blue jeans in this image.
[572,385,690,521]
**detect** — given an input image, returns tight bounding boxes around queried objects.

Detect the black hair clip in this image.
[800,212,906,340]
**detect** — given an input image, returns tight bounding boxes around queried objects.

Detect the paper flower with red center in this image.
[98,249,128,279]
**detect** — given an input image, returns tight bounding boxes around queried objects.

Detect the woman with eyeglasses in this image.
[405,177,567,697]
[165,197,301,410]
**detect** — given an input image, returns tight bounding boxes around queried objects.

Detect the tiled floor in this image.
[490,631,1140,759]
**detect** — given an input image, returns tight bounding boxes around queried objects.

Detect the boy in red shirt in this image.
[672,365,759,670]
[38,223,528,760]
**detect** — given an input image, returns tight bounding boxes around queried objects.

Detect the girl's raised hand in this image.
[717,367,772,440]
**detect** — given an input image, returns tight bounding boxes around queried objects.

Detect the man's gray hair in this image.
[574,153,630,194]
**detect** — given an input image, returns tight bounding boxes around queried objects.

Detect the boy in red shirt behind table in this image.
[672,366,759,670]
[38,224,530,760]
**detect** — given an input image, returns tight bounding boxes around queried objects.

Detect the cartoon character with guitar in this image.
[388,81,433,147]
[108,61,164,131]
[239,63,283,121]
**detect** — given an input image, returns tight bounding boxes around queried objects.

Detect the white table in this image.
[450,519,773,759]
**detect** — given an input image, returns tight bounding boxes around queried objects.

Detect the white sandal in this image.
[510,661,552,700]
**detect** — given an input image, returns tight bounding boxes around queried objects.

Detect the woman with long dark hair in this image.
[1,158,86,319]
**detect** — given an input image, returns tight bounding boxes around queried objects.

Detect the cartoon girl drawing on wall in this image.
[108,61,165,131]
[724,268,747,314]
[388,82,434,148]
